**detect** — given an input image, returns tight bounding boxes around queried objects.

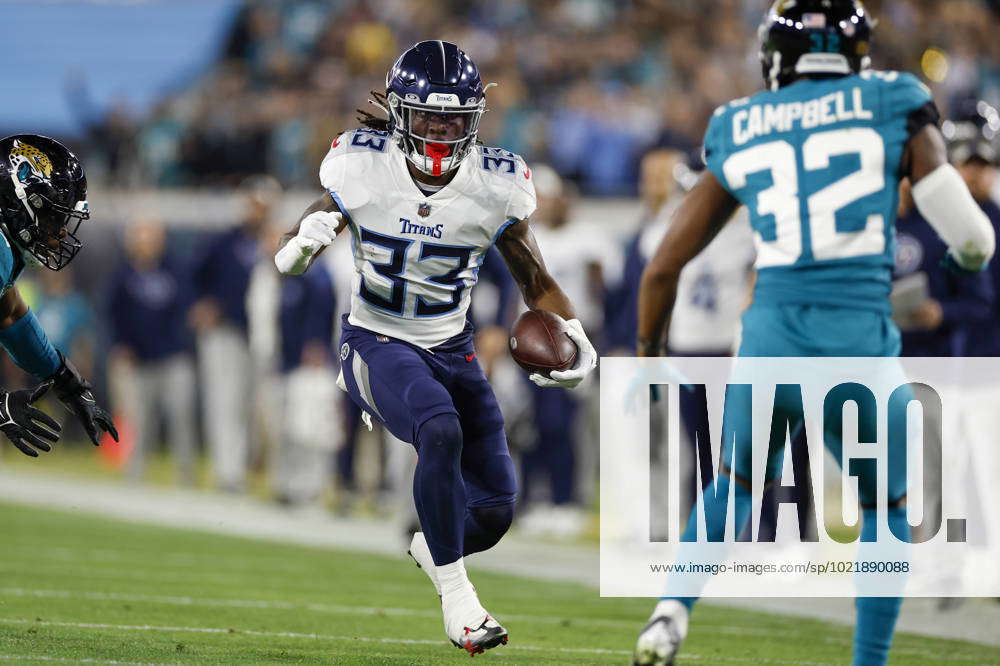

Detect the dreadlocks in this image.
[355,90,393,133]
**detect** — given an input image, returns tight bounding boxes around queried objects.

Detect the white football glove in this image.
[275,211,342,275]
[529,318,597,389]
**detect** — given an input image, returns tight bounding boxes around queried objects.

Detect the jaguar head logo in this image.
[9,139,53,182]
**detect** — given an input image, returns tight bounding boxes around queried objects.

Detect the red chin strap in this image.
[425,143,451,177]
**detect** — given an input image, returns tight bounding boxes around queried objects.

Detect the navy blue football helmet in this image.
[759,0,873,91]
[943,100,1000,166]
[385,41,487,177]
[0,135,89,271]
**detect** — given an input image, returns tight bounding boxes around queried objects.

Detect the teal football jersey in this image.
[704,71,932,313]
[0,231,22,295]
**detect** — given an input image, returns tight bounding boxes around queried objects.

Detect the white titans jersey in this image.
[320,128,536,349]
[641,200,755,353]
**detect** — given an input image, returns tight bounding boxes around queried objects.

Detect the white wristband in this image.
[274,236,318,275]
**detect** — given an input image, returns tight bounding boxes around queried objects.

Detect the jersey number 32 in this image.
[723,128,887,268]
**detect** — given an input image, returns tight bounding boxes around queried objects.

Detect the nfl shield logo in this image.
[418,203,432,217]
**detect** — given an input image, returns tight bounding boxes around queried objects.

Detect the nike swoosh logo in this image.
[523,168,531,179]
[331,138,341,148]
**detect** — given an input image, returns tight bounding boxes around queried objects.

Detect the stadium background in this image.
[2,0,1000,663]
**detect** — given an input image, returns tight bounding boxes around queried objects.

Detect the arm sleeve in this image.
[906,101,941,138]
[912,163,996,270]
[0,310,61,379]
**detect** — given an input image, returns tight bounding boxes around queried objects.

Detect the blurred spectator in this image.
[65,74,138,187]
[470,246,516,377]
[516,165,604,537]
[30,1,1000,196]
[249,224,338,506]
[949,100,1000,590]
[604,148,688,354]
[107,218,197,485]
[607,148,757,539]
[951,101,1000,356]
[33,268,97,444]
[893,179,994,356]
[190,175,278,491]
[35,267,95,378]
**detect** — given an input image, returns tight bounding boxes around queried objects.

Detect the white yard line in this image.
[1,594,992,663]
[0,617,631,658]
[2,470,999,648]
[0,656,173,666]
[0,587,802,637]
[0,617,846,664]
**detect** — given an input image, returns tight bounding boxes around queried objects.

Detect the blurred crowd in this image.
[0,171,614,536]
[75,0,1000,195]
[3,0,999,538]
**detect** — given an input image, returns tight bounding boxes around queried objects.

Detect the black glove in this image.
[48,354,119,447]
[0,383,62,457]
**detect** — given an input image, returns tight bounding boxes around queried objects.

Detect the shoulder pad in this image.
[329,128,392,156]
[477,145,523,179]
[319,129,389,195]
[469,146,535,221]
[862,70,932,118]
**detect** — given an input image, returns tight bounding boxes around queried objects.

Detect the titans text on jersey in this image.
[320,128,535,349]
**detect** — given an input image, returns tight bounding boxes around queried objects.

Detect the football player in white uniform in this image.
[274,41,596,655]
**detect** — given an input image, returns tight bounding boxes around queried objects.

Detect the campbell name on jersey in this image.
[703,71,933,313]
[320,128,536,348]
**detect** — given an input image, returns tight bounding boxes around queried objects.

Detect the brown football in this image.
[508,310,577,376]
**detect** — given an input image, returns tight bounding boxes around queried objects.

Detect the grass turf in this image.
[0,502,997,665]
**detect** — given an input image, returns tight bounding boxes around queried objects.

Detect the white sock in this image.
[436,558,470,597]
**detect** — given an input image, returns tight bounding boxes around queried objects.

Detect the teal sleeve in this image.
[0,236,60,378]
[0,234,15,291]
[0,310,62,379]
[702,108,731,190]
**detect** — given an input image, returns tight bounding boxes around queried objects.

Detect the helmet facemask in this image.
[387,92,485,177]
[6,165,88,271]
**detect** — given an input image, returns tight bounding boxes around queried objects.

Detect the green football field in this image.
[0,502,997,665]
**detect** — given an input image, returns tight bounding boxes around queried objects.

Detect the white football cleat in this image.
[441,582,508,656]
[407,532,442,597]
[633,599,689,666]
